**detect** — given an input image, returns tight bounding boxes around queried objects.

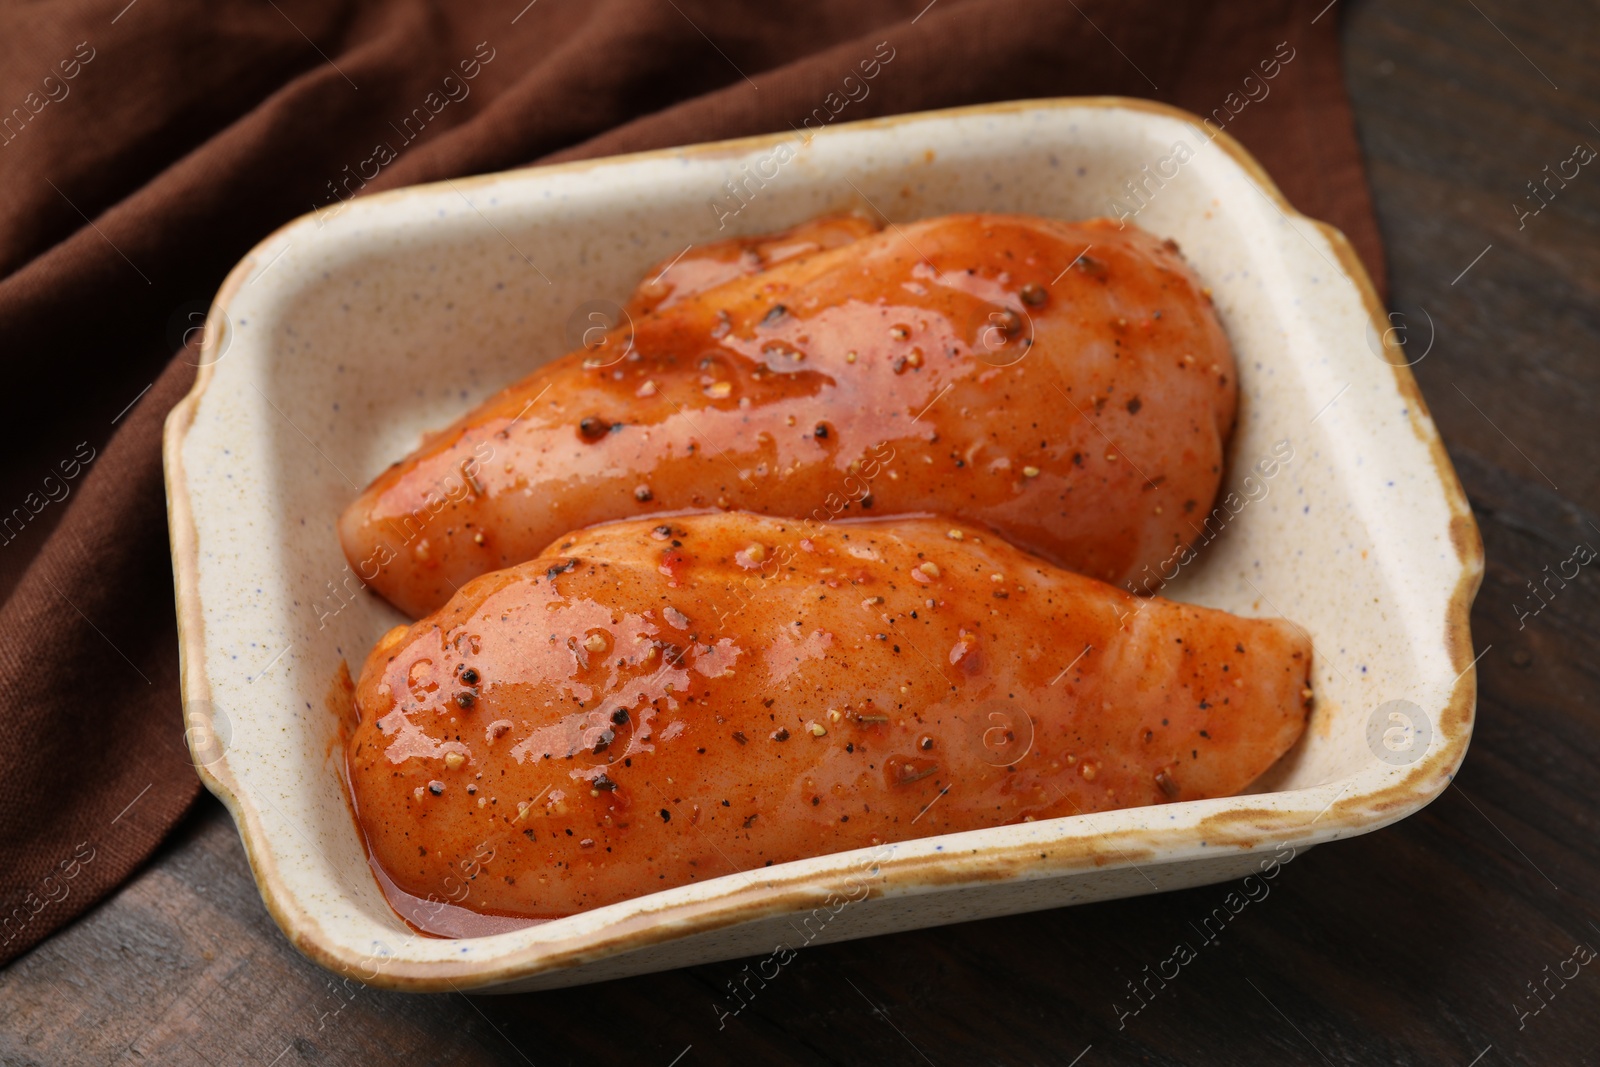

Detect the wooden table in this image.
[4,1,1597,1063]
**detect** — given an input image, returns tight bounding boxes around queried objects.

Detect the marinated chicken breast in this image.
[339,214,1237,618]
[346,513,1310,920]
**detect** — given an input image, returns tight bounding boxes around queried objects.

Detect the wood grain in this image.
[4,0,1599,1063]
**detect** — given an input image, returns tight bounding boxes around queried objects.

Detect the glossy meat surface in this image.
[339,214,1237,618]
[624,212,881,315]
[346,513,1310,919]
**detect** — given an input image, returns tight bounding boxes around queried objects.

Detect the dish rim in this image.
[163,95,1484,992]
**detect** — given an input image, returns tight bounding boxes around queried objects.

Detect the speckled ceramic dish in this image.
[164,98,1482,993]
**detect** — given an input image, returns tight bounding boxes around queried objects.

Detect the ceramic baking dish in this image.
[164,97,1482,993]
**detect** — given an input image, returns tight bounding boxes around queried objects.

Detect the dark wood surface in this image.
[4,1,1598,1063]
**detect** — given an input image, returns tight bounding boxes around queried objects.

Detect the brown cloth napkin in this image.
[0,0,1383,967]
